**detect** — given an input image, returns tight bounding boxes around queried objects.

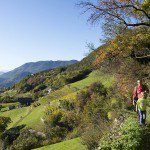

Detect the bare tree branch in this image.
[135,55,150,59]
[78,0,150,30]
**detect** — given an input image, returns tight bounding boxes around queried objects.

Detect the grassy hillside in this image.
[1,27,149,150]
[70,70,114,89]
[36,111,150,150]
[0,105,44,130]
[0,69,114,131]
[0,107,29,128]
[12,50,96,95]
[18,105,44,130]
[40,70,113,104]
[35,138,86,150]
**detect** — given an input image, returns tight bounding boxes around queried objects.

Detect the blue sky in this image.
[0,0,102,71]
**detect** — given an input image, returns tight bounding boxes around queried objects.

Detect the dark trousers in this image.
[138,110,146,125]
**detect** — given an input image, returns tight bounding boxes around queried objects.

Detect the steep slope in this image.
[12,50,97,95]
[0,70,113,129]
[0,60,78,88]
[1,27,149,150]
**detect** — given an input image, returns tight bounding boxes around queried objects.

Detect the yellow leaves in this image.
[142,0,150,12]
[93,27,149,68]
[93,50,106,67]
[59,93,76,101]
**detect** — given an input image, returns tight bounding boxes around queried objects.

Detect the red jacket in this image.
[133,85,149,100]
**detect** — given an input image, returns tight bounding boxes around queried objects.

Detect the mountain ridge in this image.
[0,60,78,88]
[0,71,6,75]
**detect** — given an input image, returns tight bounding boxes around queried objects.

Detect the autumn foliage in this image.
[93,27,150,98]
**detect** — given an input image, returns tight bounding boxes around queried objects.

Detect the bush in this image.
[59,100,75,111]
[44,126,66,144]
[81,121,110,150]
[66,127,81,140]
[10,128,45,150]
[88,82,107,96]
[98,116,147,150]
[76,90,90,111]
[0,117,11,133]
[75,82,111,150]
[44,108,80,144]
[1,125,25,148]
[44,109,63,127]
[31,101,41,108]
[44,109,79,132]
[0,96,18,103]
[8,105,16,110]
[83,93,109,123]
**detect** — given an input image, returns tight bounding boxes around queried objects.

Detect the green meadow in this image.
[35,138,86,150]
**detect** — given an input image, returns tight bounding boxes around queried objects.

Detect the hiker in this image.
[133,80,149,106]
[136,92,149,125]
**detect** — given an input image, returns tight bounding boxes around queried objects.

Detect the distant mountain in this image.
[0,71,6,75]
[0,60,78,88]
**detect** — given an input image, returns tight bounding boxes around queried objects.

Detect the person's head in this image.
[137,80,142,86]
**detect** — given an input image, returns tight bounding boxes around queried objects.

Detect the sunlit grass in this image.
[70,70,114,89]
[0,107,29,128]
[34,138,86,150]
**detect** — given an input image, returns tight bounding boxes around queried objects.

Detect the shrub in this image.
[66,127,81,140]
[44,108,80,144]
[88,82,107,96]
[59,100,75,111]
[0,117,11,133]
[31,101,41,108]
[44,126,66,144]
[44,109,79,132]
[98,116,147,150]
[1,125,25,148]
[10,128,45,150]
[83,93,109,123]
[76,90,90,111]
[78,88,111,150]
[33,84,47,92]
[44,109,63,127]
[81,122,109,150]
[60,111,80,131]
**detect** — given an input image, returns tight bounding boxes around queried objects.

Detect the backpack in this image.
[134,86,138,101]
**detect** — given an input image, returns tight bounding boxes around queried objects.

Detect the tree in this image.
[79,0,150,36]
[0,117,11,133]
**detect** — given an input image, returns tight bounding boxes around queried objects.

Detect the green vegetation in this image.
[98,111,150,150]
[0,60,78,88]
[0,89,18,97]
[0,106,44,130]
[0,116,11,133]
[0,107,29,128]
[18,106,44,129]
[0,25,149,150]
[70,70,113,89]
[9,128,46,150]
[35,138,86,150]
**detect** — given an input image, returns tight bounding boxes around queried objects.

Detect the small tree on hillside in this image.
[0,117,11,133]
